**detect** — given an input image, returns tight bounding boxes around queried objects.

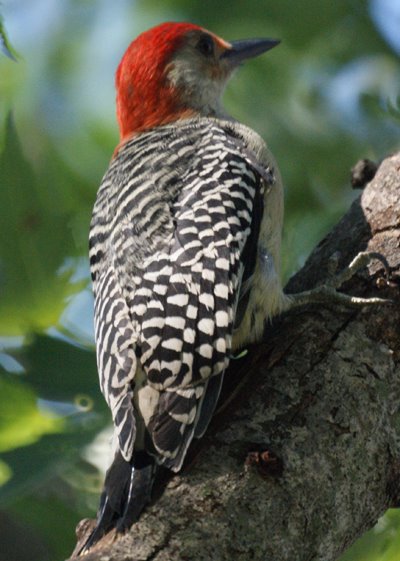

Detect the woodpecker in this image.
[83,22,388,552]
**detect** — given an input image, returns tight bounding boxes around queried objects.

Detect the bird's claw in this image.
[285,251,392,310]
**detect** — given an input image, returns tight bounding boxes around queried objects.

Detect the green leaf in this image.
[23,334,100,403]
[387,96,400,123]
[0,459,12,485]
[0,115,84,334]
[339,510,400,561]
[0,376,64,453]
[0,14,17,61]
[9,494,83,560]
[0,335,107,505]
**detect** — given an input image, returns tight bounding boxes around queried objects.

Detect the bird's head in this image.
[115,22,280,142]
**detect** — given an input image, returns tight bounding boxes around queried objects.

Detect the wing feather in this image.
[90,120,267,468]
[92,267,138,460]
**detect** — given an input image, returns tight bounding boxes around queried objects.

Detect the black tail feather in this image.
[78,450,155,555]
[103,449,134,514]
[77,493,115,554]
[116,450,155,531]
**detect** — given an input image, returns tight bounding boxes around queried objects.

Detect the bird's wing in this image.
[90,120,267,468]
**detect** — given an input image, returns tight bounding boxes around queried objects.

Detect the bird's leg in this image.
[283,251,391,311]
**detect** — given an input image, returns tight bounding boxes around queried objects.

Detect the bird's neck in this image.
[116,82,198,142]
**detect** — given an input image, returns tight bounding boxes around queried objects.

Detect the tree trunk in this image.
[70,152,400,561]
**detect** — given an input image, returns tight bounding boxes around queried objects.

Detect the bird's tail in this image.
[78,450,155,555]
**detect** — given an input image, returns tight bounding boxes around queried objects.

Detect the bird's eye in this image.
[196,34,214,57]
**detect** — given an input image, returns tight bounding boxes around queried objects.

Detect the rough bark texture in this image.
[70,152,400,561]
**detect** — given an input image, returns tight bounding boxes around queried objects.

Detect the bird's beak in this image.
[221,38,280,66]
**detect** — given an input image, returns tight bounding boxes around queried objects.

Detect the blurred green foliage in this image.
[0,14,17,61]
[0,1,399,560]
[0,115,86,334]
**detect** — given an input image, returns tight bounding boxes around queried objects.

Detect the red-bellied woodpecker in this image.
[82,22,389,553]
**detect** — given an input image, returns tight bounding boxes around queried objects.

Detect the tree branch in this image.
[70,152,400,561]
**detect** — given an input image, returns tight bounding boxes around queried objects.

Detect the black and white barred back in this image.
[89,117,273,471]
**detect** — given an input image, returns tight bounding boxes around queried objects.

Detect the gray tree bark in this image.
[70,152,400,561]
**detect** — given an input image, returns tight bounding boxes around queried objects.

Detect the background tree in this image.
[0,1,399,560]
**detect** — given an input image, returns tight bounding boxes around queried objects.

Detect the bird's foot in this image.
[284,251,391,310]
